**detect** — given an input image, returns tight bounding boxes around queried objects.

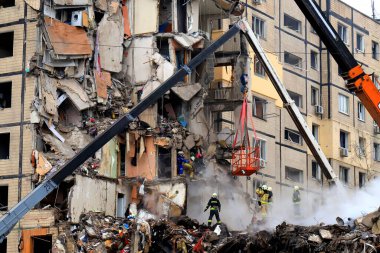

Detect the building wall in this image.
[243,0,380,201]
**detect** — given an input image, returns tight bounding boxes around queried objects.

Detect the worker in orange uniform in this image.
[204,193,221,227]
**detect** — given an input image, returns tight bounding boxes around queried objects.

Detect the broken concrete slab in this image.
[308,234,322,244]
[95,71,112,99]
[319,229,332,240]
[184,135,195,150]
[36,152,53,176]
[141,80,161,100]
[151,52,175,83]
[42,133,76,158]
[154,137,172,148]
[173,34,204,50]
[361,211,380,228]
[131,0,159,35]
[171,83,202,102]
[98,12,123,73]
[43,17,92,58]
[53,0,91,7]
[54,78,93,111]
[126,37,155,84]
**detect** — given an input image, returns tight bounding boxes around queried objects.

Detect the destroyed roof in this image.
[42,17,92,58]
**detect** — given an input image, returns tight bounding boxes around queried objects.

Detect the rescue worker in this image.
[204,193,221,227]
[293,185,301,216]
[255,185,264,206]
[259,185,270,219]
[177,151,187,175]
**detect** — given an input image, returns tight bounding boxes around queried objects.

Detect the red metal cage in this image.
[231,146,260,176]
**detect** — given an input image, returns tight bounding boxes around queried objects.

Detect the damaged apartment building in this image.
[0,0,250,252]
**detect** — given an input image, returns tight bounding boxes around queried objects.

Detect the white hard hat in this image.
[268,187,272,191]
[262,185,268,190]
[294,185,299,190]
[212,193,217,197]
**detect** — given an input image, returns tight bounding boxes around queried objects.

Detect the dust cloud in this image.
[187,160,380,231]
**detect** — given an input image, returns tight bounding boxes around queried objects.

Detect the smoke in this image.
[263,177,380,230]
[187,160,380,232]
[186,161,253,231]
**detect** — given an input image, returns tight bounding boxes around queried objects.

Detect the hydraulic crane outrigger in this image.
[2,0,379,241]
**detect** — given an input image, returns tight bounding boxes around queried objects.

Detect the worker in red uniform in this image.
[204,193,221,227]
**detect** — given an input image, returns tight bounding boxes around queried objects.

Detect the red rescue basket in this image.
[231,95,260,178]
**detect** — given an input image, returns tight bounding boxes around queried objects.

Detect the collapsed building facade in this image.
[0,0,380,252]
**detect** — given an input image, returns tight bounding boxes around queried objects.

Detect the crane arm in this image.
[293,0,380,126]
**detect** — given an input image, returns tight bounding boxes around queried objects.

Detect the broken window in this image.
[339,166,349,184]
[214,111,234,132]
[311,161,321,181]
[288,90,302,108]
[0,32,14,58]
[372,41,379,60]
[358,137,366,157]
[311,87,319,106]
[358,102,365,122]
[0,238,6,253]
[285,166,303,183]
[254,56,265,77]
[39,180,73,212]
[0,0,15,7]
[374,143,380,161]
[157,37,170,61]
[285,129,302,145]
[252,16,266,38]
[340,130,348,149]
[310,50,318,69]
[359,172,366,188]
[0,133,10,159]
[252,96,266,119]
[284,14,301,33]
[356,33,364,52]
[33,235,52,253]
[338,24,348,44]
[254,139,266,161]
[284,52,302,68]
[158,147,172,178]
[159,0,173,33]
[312,124,319,143]
[0,185,8,211]
[0,82,11,109]
[116,193,126,217]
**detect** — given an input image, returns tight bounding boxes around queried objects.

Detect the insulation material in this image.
[36,153,53,176]
[126,37,155,84]
[98,138,118,178]
[126,136,156,180]
[132,0,159,35]
[55,78,92,111]
[171,83,202,101]
[53,0,91,6]
[98,13,124,73]
[151,52,175,83]
[43,17,92,57]
[68,175,117,223]
[122,5,131,37]
[95,71,112,99]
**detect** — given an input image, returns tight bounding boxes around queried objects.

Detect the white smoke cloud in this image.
[187,161,380,232]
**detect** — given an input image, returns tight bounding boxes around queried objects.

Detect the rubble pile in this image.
[53,210,380,253]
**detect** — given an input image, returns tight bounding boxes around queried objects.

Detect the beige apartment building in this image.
[223,0,380,199]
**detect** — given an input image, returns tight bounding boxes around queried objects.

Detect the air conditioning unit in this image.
[315,105,324,115]
[253,0,263,4]
[340,148,349,157]
[374,125,380,134]
[259,159,267,168]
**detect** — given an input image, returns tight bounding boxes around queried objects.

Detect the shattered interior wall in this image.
[68,175,117,223]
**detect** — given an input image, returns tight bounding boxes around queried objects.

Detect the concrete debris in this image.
[171,83,202,102]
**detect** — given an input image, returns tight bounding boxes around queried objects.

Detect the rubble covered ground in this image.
[52,209,380,253]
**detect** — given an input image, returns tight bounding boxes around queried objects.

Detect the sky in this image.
[341,0,380,18]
